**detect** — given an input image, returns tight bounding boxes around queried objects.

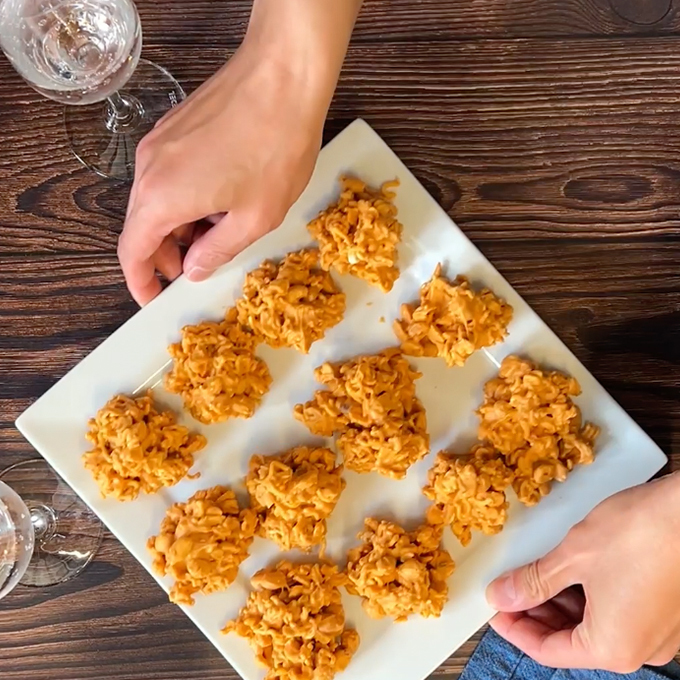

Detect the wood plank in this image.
[134,0,680,44]
[3,39,680,256]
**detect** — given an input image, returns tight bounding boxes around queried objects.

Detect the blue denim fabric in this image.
[460,630,680,680]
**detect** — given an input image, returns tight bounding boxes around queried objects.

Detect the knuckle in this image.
[567,512,596,548]
[117,231,131,262]
[199,250,226,268]
[648,648,677,667]
[135,132,157,167]
[610,660,641,674]
[522,560,551,602]
[132,169,164,206]
[606,651,645,674]
[569,517,589,538]
[253,203,288,232]
[558,519,590,561]
[252,217,281,238]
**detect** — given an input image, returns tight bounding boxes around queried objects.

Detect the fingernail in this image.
[487,575,517,609]
[186,266,212,282]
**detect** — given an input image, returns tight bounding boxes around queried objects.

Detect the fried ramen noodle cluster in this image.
[236,249,346,354]
[478,356,600,506]
[307,176,403,293]
[294,348,429,479]
[246,446,345,554]
[424,444,514,546]
[83,392,206,501]
[345,518,455,622]
[224,561,359,680]
[147,485,257,605]
[164,308,272,425]
[394,264,513,367]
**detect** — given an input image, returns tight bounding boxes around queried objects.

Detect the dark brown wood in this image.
[2,3,680,679]
[136,0,680,44]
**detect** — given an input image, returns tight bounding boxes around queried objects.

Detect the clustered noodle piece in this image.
[223,561,360,680]
[477,356,600,506]
[394,264,513,367]
[345,518,455,622]
[423,444,514,547]
[307,176,403,292]
[164,308,272,425]
[246,446,345,554]
[294,348,429,479]
[83,392,205,501]
[236,249,346,354]
[147,485,258,605]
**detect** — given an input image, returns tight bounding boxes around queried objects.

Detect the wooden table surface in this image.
[2,0,680,678]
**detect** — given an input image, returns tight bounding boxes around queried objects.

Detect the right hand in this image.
[487,473,680,672]
[118,43,325,305]
[118,0,363,305]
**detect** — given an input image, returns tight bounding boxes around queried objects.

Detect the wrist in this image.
[245,0,361,113]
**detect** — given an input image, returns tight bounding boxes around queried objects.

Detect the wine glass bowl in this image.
[0,0,185,179]
[0,459,103,590]
[0,481,34,600]
[0,0,142,105]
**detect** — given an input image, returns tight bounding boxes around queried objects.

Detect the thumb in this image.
[487,542,577,612]
[183,210,273,282]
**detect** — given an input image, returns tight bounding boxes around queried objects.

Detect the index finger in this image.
[118,202,169,306]
[490,611,592,669]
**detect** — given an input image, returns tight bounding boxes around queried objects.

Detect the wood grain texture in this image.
[6,39,680,255]
[2,3,680,679]
[135,0,680,44]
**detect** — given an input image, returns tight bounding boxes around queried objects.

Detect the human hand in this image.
[118,0,363,305]
[487,473,680,672]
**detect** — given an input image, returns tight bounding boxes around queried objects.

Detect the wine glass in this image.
[0,481,33,599]
[0,459,102,590]
[0,0,186,180]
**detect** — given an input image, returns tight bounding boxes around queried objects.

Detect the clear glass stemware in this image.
[0,459,103,594]
[0,0,185,179]
[0,480,34,599]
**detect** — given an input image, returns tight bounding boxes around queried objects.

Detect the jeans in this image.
[460,630,680,680]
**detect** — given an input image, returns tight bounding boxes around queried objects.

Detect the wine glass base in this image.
[65,59,186,181]
[0,460,103,587]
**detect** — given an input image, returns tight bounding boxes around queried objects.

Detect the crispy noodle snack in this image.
[84,392,205,501]
[478,356,600,506]
[294,349,429,479]
[424,445,514,546]
[394,264,513,367]
[164,308,272,425]
[345,518,455,622]
[147,486,257,605]
[223,561,360,680]
[236,249,346,354]
[246,446,346,553]
[307,176,403,292]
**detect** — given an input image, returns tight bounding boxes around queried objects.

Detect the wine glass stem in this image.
[28,502,57,542]
[105,91,144,133]
[108,91,130,118]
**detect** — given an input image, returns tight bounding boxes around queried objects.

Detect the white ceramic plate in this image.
[17,119,667,680]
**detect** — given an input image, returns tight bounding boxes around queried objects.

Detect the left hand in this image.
[486,473,680,673]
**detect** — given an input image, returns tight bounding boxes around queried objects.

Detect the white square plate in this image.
[17,119,667,680]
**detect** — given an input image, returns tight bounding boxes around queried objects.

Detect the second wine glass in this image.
[0,0,185,180]
[0,459,103,592]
